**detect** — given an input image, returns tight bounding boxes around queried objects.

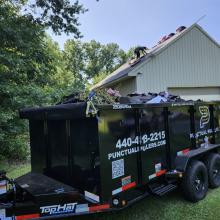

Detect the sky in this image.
[48,0,220,51]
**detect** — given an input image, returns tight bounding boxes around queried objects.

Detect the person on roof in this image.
[134,46,148,59]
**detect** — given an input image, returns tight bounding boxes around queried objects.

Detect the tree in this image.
[89,44,134,85]
[0,1,131,161]
[43,36,75,101]
[83,41,128,79]
[8,0,89,37]
[0,2,74,160]
[63,39,129,90]
[63,39,86,91]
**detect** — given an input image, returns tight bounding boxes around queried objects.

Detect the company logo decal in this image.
[199,106,210,129]
[40,203,77,215]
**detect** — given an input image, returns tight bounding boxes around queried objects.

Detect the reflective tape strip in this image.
[75,203,110,214]
[177,148,190,156]
[16,214,40,220]
[112,181,136,195]
[182,148,190,154]
[156,169,166,177]
[149,173,156,180]
[149,170,166,180]
[89,204,110,212]
[122,181,136,191]
[112,187,122,195]
[75,204,89,213]
[155,163,162,172]
[84,191,100,203]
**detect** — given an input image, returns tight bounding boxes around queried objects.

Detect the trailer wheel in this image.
[182,160,208,202]
[205,153,220,188]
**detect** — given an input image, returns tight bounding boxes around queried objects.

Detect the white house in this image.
[93,24,220,101]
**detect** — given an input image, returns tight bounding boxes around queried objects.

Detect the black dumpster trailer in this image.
[1,101,220,219]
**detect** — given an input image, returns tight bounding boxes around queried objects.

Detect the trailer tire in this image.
[182,160,208,202]
[204,153,220,188]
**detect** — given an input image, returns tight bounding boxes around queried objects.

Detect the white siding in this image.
[134,27,220,94]
[112,78,136,96]
[168,87,220,101]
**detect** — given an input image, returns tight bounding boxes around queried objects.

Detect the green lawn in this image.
[0,161,31,179]
[78,188,220,220]
[2,163,220,220]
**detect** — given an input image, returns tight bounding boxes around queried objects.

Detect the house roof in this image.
[92,24,220,90]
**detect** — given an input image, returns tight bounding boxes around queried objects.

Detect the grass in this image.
[2,163,220,220]
[0,160,31,179]
[78,188,220,220]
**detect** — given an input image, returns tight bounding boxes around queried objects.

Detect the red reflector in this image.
[122,181,136,191]
[89,204,110,212]
[182,148,190,154]
[16,214,40,220]
[156,169,166,177]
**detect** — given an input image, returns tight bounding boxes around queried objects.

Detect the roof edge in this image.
[129,23,220,77]
[91,75,135,90]
[92,23,220,88]
[195,24,220,48]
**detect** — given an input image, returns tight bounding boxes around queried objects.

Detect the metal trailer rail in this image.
[1,101,220,219]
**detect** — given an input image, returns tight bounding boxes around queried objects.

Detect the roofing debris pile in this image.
[91,88,120,104]
[57,89,119,105]
[59,88,190,106]
[119,91,186,104]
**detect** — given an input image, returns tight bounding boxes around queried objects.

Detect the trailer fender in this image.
[175,155,190,172]
[175,144,220,172]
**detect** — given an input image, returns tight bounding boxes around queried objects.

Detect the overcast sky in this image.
[48,0,220,51]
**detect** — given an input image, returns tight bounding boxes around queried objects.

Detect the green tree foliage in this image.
[0,1,132,161]
[63,40,86,91]
[64,39,130,89]
[10,0,88,36]
[0,2,73,160]
[27,0,87,36]
[43,37,75,100]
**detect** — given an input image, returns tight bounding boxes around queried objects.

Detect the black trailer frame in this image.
[1,101,220,219]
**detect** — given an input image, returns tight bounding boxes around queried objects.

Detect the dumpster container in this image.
[1,101,220,219]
